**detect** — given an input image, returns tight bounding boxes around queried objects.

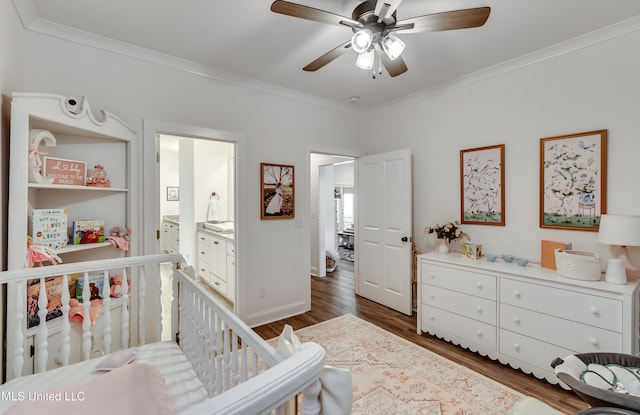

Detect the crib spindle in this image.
[59,274,71,366]
[138,266,146,345]
[102,270,112,354]
[12,282,25,378]
[121,268,130,349]
[300,379,322,415]
[36,277,49,373]
[171,264,179,342]
[81,271,92,360]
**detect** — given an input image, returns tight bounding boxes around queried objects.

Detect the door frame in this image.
[306,145,360,294]
[142,119,247,324]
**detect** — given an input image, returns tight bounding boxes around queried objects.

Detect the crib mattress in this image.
[0,341,208,414]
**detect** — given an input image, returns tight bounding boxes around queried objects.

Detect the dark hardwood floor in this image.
[253,258,588,414]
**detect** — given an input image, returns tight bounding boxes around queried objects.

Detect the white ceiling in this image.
[19,0,640,109]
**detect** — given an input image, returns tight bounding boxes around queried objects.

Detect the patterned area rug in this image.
[283,314,524,415]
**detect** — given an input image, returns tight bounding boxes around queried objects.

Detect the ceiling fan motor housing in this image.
[352,0,397,40]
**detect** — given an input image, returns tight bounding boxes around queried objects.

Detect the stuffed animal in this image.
[109,274,131,298]
[107,226,132,251]
[26,235,62,268]
[110,275,123,298]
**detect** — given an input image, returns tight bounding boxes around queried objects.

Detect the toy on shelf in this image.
[106,226,132,251]
[26,235,63,268]
[86,163,111,187]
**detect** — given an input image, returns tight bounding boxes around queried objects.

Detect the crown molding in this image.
[14,0,640,116]
[12,0,365,116]
[368,14,640,114]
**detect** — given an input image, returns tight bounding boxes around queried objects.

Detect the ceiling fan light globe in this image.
[381,34,405,61]
[356,49,374,70]
[351,29,374,53]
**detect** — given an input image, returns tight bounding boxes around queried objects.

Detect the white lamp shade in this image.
[598,214,640,246]
[381,34,405,60]
[356,49,374,69]
[351,29,373,54]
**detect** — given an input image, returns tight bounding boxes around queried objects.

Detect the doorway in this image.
[142,119,245,340]
[311,154,355,278]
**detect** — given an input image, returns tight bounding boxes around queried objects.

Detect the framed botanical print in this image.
[261,163,295,219]
[540,130,607,231]
[460,144,505,226]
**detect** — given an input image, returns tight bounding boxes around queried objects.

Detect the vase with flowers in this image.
[424,220,469,254]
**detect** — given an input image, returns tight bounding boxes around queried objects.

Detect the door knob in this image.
[401,236,408,242]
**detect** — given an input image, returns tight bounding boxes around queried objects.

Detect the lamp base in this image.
[605,258,627,284]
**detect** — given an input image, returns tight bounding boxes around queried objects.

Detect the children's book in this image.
[26,276,64,329]
[73,220,105,245]
[75,273,105,302]
[31,208,68,249]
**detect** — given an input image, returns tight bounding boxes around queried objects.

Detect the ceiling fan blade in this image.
[375,0,403,20]
[395,7,490,34]
[303,41,352,72]
[271,1,360,28]
[376,44,408,77]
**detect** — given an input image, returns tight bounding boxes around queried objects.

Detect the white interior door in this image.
[357,148,412,315]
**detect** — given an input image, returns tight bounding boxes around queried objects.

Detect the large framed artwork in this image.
[261,163,295,220]
[540,130,607,231]
[460,144,505,226]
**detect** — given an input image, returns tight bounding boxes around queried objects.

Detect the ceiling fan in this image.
[271,0,491,78]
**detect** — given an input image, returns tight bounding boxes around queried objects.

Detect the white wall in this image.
[17,28,362,325]
[159,136,180,217]
[193,139,232,222]
[363,29,640,268]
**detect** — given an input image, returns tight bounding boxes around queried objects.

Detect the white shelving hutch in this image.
[6,93,137,378]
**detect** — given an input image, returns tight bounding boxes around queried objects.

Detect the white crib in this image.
[0,254,325,414]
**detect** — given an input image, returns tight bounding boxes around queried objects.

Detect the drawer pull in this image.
[214,241,219,245]
[476,307,483,314]
[513,316,520,324]
[476,330,483,338]
[513,290,521,298]
[429,273,435,279]
[215,282,220,286]
[429,314,435,321]
[590,307,600,316]
[590,338,599,347]
[429,295,435,301]
[477,282,483,290]
[513,343,520,351]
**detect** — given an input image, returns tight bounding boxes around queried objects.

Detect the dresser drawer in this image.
[197,231,211,245]
[198,242,211,261]
[198,260,211,280]
[422,305,497,350]
[500,278,622,332]
[422,264,496,300]
[499,329,574,375]
[208,274,228,295]
[500,304,622,352]
[422,284,496,325]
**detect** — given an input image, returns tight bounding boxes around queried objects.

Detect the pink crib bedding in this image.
[0,341,208,414]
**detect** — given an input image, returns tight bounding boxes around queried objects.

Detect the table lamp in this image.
[597,214,640,284]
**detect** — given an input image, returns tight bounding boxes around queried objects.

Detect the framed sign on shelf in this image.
[261,163,294,219]
[540,129,607,231]
[460,144,505,226]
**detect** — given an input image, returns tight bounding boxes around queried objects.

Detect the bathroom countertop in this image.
[197,223,234,242]
[163,215,180,225]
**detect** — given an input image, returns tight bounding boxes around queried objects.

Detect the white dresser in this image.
[417,252,639,387]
